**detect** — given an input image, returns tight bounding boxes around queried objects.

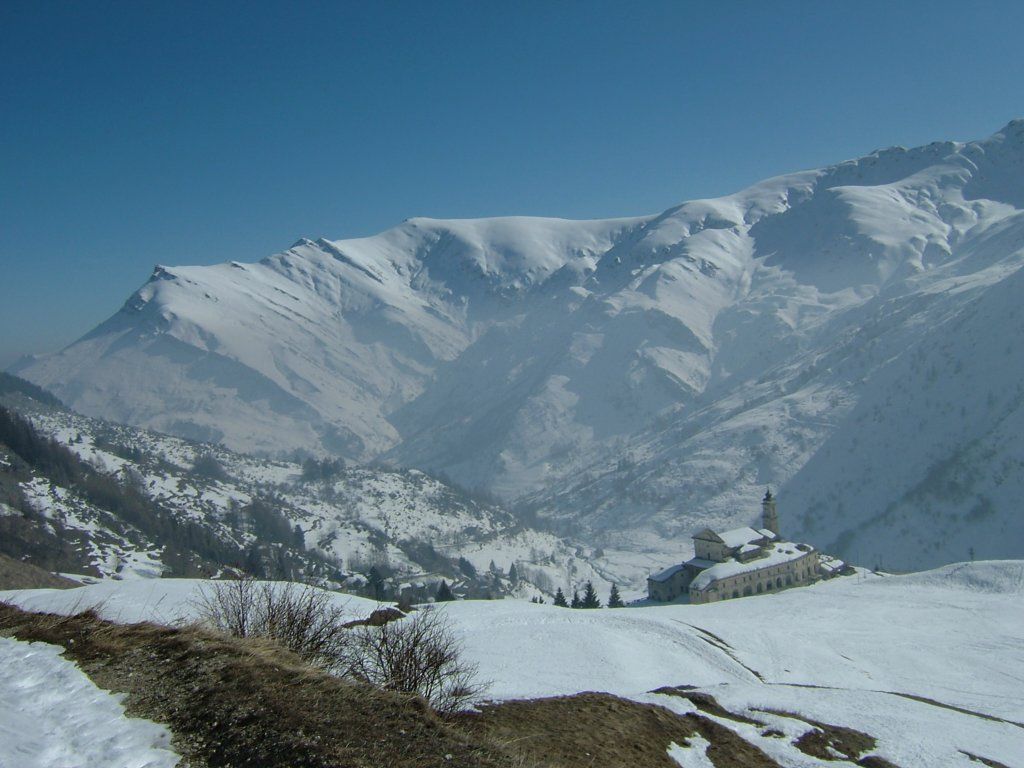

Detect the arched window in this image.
[743,586,752,596]
[756,583,763,594]
[776,577,783,588]
[786,575,792,585]
[731,590,739,599]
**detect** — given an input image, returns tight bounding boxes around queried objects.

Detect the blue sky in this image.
[2,1,1023,367]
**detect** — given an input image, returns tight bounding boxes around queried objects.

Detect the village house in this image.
[648,490,820,603]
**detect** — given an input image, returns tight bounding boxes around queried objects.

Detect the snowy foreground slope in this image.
[15,120,1024,571]
[3,561,1022,767]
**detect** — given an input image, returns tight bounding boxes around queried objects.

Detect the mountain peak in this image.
[994,117,1024,139]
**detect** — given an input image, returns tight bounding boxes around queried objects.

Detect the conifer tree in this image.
[553,587,568,607]
[508,562,519,583]
[570,589,581,609]
[607,583,624,608]
[367,565,386,601]
[581,580,601,609]
[435,579,455,602]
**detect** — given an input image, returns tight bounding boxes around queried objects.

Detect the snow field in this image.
[0,637,180,768]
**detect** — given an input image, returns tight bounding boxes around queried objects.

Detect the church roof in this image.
[716,526,768,549]
[649,563,685,583]
[685,557,718,570]
[692,528,723,543]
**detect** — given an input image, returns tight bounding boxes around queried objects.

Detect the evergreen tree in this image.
[553,587,568,607]
[570,589,581,609]
[244,545,265,578]
[435,580,455,602]
[581,580,601,609]
[367,565,386,601]
[607,583,624,608]
[508,562,519,583]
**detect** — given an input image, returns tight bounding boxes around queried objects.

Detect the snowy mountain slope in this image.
[4,561,1022,768]
[17,216,643,457]
[14,120,1024,573]
[3,396,614,595]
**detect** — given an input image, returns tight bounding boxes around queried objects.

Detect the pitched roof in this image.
[649,563,685,583]
[692,528,724,543]
[717,526,767,549]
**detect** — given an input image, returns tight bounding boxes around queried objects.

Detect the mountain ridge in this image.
[14,119,1024,572]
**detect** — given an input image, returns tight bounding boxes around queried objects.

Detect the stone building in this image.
[647,490,820,604]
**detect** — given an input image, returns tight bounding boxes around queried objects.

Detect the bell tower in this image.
[761,488,779,536]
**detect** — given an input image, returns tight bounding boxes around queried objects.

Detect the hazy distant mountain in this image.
[16,120,1024,571]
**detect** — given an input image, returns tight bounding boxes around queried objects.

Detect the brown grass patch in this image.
[456,692,780,768]
[0,552,80,589]
[757,708,877,763]
[652,686,765,726]
[342,606,406,627]
[856,756,901,768]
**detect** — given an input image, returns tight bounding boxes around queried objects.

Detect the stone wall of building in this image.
[690,551,819,604]
[647,566,693,602]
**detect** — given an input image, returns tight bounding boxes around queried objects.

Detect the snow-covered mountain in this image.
[15,120,1024,572]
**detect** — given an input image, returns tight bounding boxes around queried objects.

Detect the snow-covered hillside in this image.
[4,561,1022,767]
[15,120,1024,572]
[2,398,614,595]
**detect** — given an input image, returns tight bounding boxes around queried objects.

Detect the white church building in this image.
[648,490,820,604]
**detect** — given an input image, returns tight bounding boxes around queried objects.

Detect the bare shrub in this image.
[193,578,349,670]
[194,580,486,713]
[336,606,486,714]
